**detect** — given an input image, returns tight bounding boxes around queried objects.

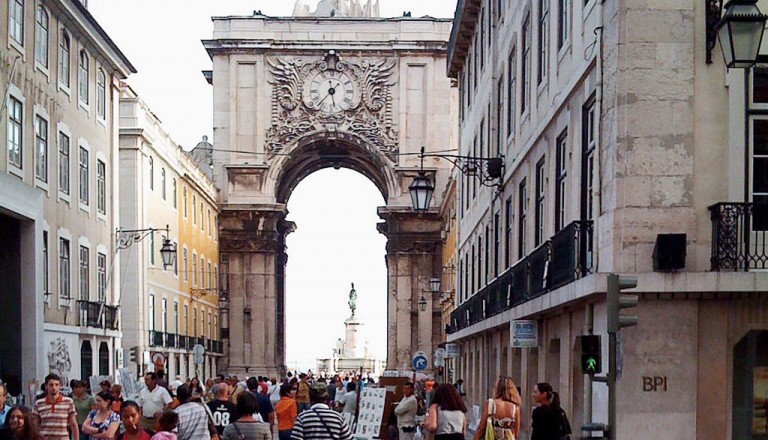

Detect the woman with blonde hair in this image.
[473,376,521,440]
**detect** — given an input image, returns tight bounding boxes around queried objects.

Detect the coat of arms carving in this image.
[266,50,398,160]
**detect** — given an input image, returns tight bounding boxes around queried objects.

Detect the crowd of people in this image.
[0,371,571,440]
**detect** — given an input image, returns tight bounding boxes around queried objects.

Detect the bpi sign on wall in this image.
[511,320,538,348]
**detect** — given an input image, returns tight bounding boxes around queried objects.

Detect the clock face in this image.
[307,70,357,114]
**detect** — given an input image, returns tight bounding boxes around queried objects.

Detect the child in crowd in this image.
[150,411,179,440]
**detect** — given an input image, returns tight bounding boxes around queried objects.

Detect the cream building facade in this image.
[447,0,768,439]
[119,86,221,381]
[0,0,134,395]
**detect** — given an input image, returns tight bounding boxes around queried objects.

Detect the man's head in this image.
[144,372,158,390]
[100,380,111,393]
[403,382,414,397]
[0,384,7,407]
[215,383,229,400]
[176,385,192,404]
[45,374,62,398]
[216,374,225,384]
[299,373,307,382]
[246,376,259,392]
[309,382,328,404]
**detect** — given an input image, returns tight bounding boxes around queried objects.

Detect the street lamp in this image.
[116,224,177,270]
[159,237,177,269]
[409,146,503,212]
[418,293,427,312]
[707,0,767,68]
[429,277,441,294]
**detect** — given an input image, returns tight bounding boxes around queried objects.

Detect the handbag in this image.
[484,399,495,440]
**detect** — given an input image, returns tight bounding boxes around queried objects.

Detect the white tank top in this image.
[436,408,465,435]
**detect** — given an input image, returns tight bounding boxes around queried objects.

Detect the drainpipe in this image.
[583,303,594,425]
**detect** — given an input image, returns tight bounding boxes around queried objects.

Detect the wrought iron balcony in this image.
[77,301,119,330]
[448,220,593,334]
[148,330,165,347]
[710,202,768,271]
[206,338,212,352]
[166,333,177,349]
[177,335,189,350]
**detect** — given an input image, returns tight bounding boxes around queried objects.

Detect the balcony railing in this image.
[77,301,120,330]
[148,330,164,347]
[710,202,768,271]
[166,333,177,349]
[448,220,593,334]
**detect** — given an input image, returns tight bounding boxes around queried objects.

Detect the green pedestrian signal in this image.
[580,335,602,376]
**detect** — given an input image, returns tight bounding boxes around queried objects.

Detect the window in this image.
[183,187,187,217]
[473,37,479,89]
[555,130,568,232]
[496,76,504,156]
[477,236,483,288]
[505,197,513,268]
[58,31,70,87]
[208,312,212,341]
[751,119,768,230]
[148,156,154,190]
[467,54,473,108]
[35,115,48,181]
[558,0,570,49]
[174,301,179,333]
[200,203,204,231]
[7,96,22,169]
[97,160,106,215]
[162,298,167,333]
[43,231,49,297]
[484,225,490,283]
[59,132,70,194]
[480,118,486,158]
[96,69,106,119]
[148,294,155,332]
[161,168,166,200]
[149,231,155,266]
[214,314,217,340]
[183,248,188,282]
[472,135,478,198]
[192,195,197,224]
[79,245,89,301]
[207,261,212,291]
[535,158,546,246]
[184,304,189,336]
[518,179,528,258]
[470,245,475,294]
[522,13,531,114]
[538,0,549,84]
[581,98,596,222]
[200,257,205,288]
[464,252,469,302]
[8,0,23,45]
[193,307,197,337]
[479,6,485,70]
[192,253,197,286]
[200,309,205,338]
[207,209,212,236]
[35,5,48,67]
[173,179,177,209]
[507,48,516,137]
[97,252,106,302]
[494,213,500,277]
[59,238,70,300]
[78,50,89,104]
[78,146,88,204]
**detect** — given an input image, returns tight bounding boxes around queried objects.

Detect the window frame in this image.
[97,252,106,303]
[59,237,71,304]
[34,114,48,183]
[78,144,89,207]
[97,159,106,215]
[58,29,70,90]
[7,94,23,172]
[555,129,568,232]
[535,157,547,246]
[8,0,25,48]
[78,49,89,107]
[34,4,49,70]
[96,68,106,120]
[58,129,70,199]
[79,244,89,301]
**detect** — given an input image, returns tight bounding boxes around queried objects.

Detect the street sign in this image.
[434,348,446,367]
[193,344,205,365]
[511,320,538,348]
[445,343,459,358]
[412,351,428,371]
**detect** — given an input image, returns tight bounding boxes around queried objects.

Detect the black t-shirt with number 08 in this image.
[207,399,240,435]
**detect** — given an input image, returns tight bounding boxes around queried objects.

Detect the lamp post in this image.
[707,0,767,67]
[116,224,177,270]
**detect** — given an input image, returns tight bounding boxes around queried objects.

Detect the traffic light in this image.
[129,346,140,364]
[580,335,601,376]
[437,366,444,376]
[607,274,639,333]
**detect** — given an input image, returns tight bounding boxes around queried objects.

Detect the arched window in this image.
[148,156,154,190]
[97,69,106,118]
[80,341,93,381]
[98,342,109,376]
[78,50,89,104]
[161,168,166,200]
[35,5,49,67]
[58,31,70,86]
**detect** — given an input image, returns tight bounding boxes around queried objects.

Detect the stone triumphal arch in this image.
[203,10,455,377]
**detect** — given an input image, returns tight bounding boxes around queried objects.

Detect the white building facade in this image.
[447,1,768,439]
[0,0,134,396]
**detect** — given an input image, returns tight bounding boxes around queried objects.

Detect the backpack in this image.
[558,408,572,440]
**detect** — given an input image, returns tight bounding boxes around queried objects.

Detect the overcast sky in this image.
[89,0,458,371]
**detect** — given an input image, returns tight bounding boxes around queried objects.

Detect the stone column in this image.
[219,204,294,378]
[378,207,443,371]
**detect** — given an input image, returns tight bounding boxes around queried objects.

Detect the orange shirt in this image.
[275,397,297,431]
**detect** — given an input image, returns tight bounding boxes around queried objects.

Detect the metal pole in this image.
[608,332,617,440]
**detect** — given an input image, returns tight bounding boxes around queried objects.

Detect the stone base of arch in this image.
[218,204,444,377]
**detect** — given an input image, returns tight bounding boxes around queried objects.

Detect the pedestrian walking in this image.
[0,385,11,426]
[1,406,43,440]
[222,392,271,440]
[150,411,179,440]
[139,373,173,431]
[332,381,345,412]
[245,377,274,428]
[424,384,467,440]
[295,375,310,414]
[33,374,79,440]
[473,376,520,440]
[174,385,216,440]
[81,391,120,440]
[274,384,298,440]
[207,383,239,436]
[290,383,352,440]
[71,380,94,440]
[111,385,125,413]
[530,383,571,440]
[393,382,418,440]
[116,401,154,440]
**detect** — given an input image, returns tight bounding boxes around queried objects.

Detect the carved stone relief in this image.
[266,50,398,160]
[47,338,72,384]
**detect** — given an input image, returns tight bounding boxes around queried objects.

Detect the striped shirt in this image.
[174,401,213,440]
[34,395,76,440]
[291,404,353,440]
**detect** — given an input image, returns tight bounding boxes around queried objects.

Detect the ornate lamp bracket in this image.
[707,0,724,64]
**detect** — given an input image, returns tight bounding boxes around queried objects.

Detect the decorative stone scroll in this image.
[266,50,398,160]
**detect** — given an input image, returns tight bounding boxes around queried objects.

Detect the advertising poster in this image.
[354,387,387,439]
[754,367,768,435]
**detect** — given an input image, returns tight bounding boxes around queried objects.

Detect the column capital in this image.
[378,207,443,254]
[219,204,295,253]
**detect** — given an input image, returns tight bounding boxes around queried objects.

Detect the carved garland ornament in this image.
[266,50,398,160]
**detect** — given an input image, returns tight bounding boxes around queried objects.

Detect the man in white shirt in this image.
[170,375,184,395]
[394,382,418,440]
[139,372,173,430]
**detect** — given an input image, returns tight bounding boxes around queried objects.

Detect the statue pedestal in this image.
[343,316,362,358]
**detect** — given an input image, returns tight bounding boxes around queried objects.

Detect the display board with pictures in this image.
[354,387,387,439]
